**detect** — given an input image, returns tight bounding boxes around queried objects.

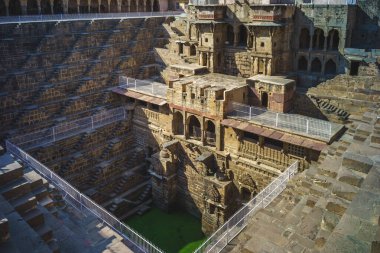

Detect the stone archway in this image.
[68,0,78,13]
[110,0,118,12]
[238,173,257,202]
[146,0,152,12]
[190,44,196,56]
[239,25,248,47]
[27,0,39,14]
[205,120,216,146]
[130,0,137,12]
[298,56,308,71]
[299,28,310,49]
[325,59,337,75]
[121,0,128,12]
[9,0,22,15]
[311,58,322,73]
[153,0,159,11]
[226,24,234,46]
[261,92,268,108]
[0,0,6,16]
[312,28,325,50]
[79,0,89,13]
[173,111,184,135]
[327,29,339,50]
[188,115,201,140]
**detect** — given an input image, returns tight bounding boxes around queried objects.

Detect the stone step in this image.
[0,178,31,201]
[35,224,53,243]
[10,194,37,216]
[23,170,44,191]
[23,207,44,229]
[0,155,23,186]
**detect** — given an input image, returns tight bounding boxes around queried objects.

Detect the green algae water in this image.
[125,207,206,253]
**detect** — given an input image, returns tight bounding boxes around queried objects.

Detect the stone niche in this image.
[246,75,296,113]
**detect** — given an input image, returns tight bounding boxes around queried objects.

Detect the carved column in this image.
[253,57,258,75]
[267,58,272,76]
[309,30,314,51]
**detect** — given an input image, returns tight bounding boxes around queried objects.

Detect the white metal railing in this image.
[189,0,225,5]
[5,140,163,253]
[0,11,184,24]
[228,102,332,139]
[10,107,128,150]
[193,161,298,253]
[297,0,356,4]
[119,76,167,98]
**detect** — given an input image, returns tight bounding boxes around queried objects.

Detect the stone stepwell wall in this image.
[0,17,171,141]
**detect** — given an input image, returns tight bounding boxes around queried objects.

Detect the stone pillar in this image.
[184,112,189,139]
[37,1,41,14]
[321,57,326,75]
[309,30,314,51]
[201,118,205,145]
[253,57,258,75]
[5,1,9,16]
[209,52,213,72]
[324,32,328,51]
[329,31,334,50]
[215,123,221,151]
[264,58,268,75]
[307,55,311,72]
[267,58,272,76]
[233,26,239,47]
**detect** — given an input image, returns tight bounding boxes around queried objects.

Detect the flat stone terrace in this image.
[224,107,380,253]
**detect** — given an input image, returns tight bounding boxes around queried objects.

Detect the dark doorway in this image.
[153,0,159,11]
[146,0,152,12]
[68,0,78,13]
[90,0,99,12]
[202,53,208,66]
[80,0,89,13]
[110,0,118,12]
[188,115,201,140]
[9,0,22,15]
[261,92,268,107]
[27,0,39,14]
[130,0,137,12]
[239,25,247,47]
[298,56,308,71]
[53,0,64,14]
[226,24,234,46]
[173,112,184,135]
[311,58,322,73]
[190,45,196,56]
[312,28,325,50]
[327,29,339,51]
[350,61,359,76]
[325,59,336,75]
[299,28,310,49]
[121,0,128,12]
[241,187,251,202]
[178,43,183,54]
[0,0,6,16]
[41,0,52,14]
[258,58,265,74]
[100,0,108,12]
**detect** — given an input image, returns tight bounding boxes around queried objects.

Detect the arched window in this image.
[312,28,325,50]
[27,0,39,14]
[121,0,128,12]
[90,0,99,12]
[173,112,184,135]
[80,0,89,13]
[146,0,152,12]
[110,0,118,12]
[153,0,159,11]
[311,58,322,73]
[205,120,216,146]
[299,28,310,49]
[41,0,52,14]
[9,0,22,15]
[239,25,247,47]
[298,56,308,71]
[188,115,201,140]
[100,0,108,13]
[53,0,64,14]
[226,24,234,46]
[325,59,336,75]
[0,0,6,16]
[68,0,78,13]
[190,45,196,56]
[130,0,137,12]
[327,29,339,50]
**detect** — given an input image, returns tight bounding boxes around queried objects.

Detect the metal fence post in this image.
[249,106,252,120]
[306,120,309,134]
[275,113,279,127]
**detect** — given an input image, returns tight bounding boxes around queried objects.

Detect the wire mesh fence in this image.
[10,106,127,150]
[5,140,164,253]
[228,102,332,139]
[119,76,167,98]
[0,11,184,25]
[193,161,299,253]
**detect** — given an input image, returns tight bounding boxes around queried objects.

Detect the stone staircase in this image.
[225,108,380,253]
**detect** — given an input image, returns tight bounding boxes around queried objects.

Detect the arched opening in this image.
[178,43,183,54]
[299,28,310,49]
[258,58,265,74]
[53,0,64,13]
[90,0,98,12]
[138,0,144,12]
[41,0,52,14]
[205,120,216,146]
[298,56,308,71]
[146,0,152,12]
[153,0,159,11]
[202,53,208,66]
[327,29,339,50]
[9,0,22,15]
[79,0,89,13]
[239,25,247,47]
[190,45,196,56]
[130,0,137,12]
[312,28,325,50]
[110,0,118,12]
[100,0,108,12]
[261,92,268,108]
[68,0,78,13]
[121,0,128,12]
[173,112,184,135]
[226,24,234,46]
[311,58,322,73]
[27,0,39,14]
[188,115,201,140]
[325,59,336,75]
[241,187,251,202]
[0,0,6,16]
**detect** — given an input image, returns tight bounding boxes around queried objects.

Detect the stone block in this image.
[342,152,373,174]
